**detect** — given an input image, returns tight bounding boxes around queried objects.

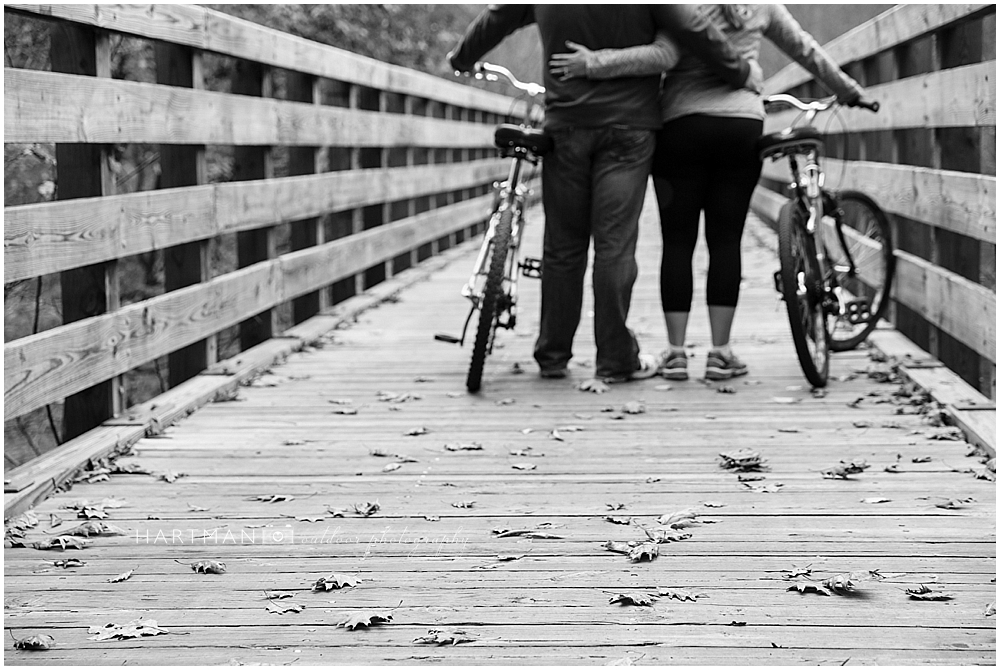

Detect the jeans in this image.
[533,125,655,378]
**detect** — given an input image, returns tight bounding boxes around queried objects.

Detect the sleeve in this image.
[448,5,535,72]
[651,4,751,89]
[764,4,864,102]
[585,32,681,80]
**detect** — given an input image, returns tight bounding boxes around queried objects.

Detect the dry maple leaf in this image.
[984,602,996,617]
[622,401,645,415]
[603,540,633,555]
[511,463,536,471]
[451,501,475,509]
[934,497,974,509]
[821,572,868,594]
[405,427,429,436]
[496,398,516,406]
[444,442,483,452]
[605,516,631,525]
[741,482,783,493]
[55,521,127,538]
[656,509,698,527]
[905,584,955,601]
[719,449,766,471]
[579,379,610,394]
[609,592,656,606]
[497,553,525,562]
[821,460,870,479]
[32,536,90,551]
[382,463,402,473]
[313,573,358,591]
[88,617,169,641]
[787,582,831,596]
[333,408,358,416]
[717,385,736,394]
[606,502,627,511]
[861,497,892,504]
[267,602,305,614]
[353,501,380,516]
[423,515,440,522]
[642,527,691,544]
[248,494,294,503]
[191,560,227,574]
[628,542,659,562]
[657,588,704,602]
[53,558,86,569]
[338,610,393,630]
[509,448,543,457]
[159,472,185,483]
[12,633,55,650]
[108,568,135,583]
[413,629,478,646]
[783,565,812,579]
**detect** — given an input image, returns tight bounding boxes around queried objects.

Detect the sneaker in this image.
[539,366,568,379]
[658,350,689,380]
[602,353,660,384]
[704,350,748,380]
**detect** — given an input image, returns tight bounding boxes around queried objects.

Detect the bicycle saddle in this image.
[756,126,823,160]
[494,124,553,156]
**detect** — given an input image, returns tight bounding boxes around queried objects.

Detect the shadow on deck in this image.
[4,197,996,665]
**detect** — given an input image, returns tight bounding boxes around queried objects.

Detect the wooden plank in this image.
[5,3,526,117]
[5,202,489,419]
[760,159,996,244]
[4,68,496,146]
[765,61,996,131]
[4,159,509,283]
[764,4,992,94]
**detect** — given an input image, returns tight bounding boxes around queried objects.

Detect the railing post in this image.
[234,60,278,350]
[288,71,323,323]
[50,23,121,440]
[156,44,216,387]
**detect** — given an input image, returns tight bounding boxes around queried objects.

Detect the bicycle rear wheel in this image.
[466,208,512,393]
[778,201,830,388]
[823,191,895,351]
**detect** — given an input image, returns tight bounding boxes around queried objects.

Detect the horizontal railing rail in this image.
[4,4,539,453]
[752,3,997,397]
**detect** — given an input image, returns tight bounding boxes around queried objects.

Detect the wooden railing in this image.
[4,5,533,445]
[751,3,996,398]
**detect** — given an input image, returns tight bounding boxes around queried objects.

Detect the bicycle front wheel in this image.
[778,201,830,387]
[824,191,895,351]
[466,208,513,393]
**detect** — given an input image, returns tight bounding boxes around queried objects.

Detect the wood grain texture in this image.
[761,158,996,243]
[4,159,509,283]
[5,68,496,146]
[5,4,525,117]
[3,202,994,664]
[4,196,494,420]
[764,4,992,94]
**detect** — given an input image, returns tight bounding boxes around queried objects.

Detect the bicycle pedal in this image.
[772,270,783,294]
[434,333,461,344]
[519,257,543,279]
[844,299,872,325]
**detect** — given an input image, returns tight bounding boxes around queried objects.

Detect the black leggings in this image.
[651,115,763,312]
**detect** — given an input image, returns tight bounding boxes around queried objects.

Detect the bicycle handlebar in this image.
[764,93,879,113]
[454,62,545,98]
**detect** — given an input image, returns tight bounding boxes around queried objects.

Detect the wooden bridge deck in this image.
[4,196,995,666]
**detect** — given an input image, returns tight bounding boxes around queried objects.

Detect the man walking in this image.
[449,5,758,383]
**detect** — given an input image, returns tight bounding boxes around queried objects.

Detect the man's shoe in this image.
[658,350,689,380]
[704,350,748,380]
[539,366,568,379]
[602,353,660,383]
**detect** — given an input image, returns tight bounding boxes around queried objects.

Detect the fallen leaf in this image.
[328,399,353,405]
[159,472,186,483]
[574,413,594,420]
[603,540,634,555]
[622,401,645,414]
[405,427,429,436]
[772,397,801,404]
[53,558,86,569]
[247,494,294,503]
[511,463,536,471]
[266,591,295,600]
[911,456,932,463]
[548,429,564,441]
[905,584,954,601]
[353,501,381,516]
[13,634,55,650]
[444,442,483,452]
[737,474,765,482]
[509,448,543,457]
[728,621,748,626]
[606,502,627,511]
[884,464,902,473]
[934,497,974,510]
[811,388,828,398]
[783,565,813,579]
[609,592,656,606]
[719,448,766,471]
[337,610,393,630]
[702,501,725,508]
[451,501,475,509]
[497,553,525,561]
[861,497,892,504]
[313,573,358,591]
[187,503,210,512]
[628,542,659,562]
[54,521,127,537]
[742,482,783,493]
[492,527,561,539]
[642,527,691,544]
[446,392,462,398]
[326,506,348,517]
[787,582,831,596]
[413,629,478,645]
[423,515,440,522]
[31,536,90,551]
[267,602,305,614]
[821,571,870,594]
[717,385,736,394]
[821,460,870,479]
[656,508,698,527]
[777,428,800,433]
[520,428,534,435]
[654,384,673,392]
[496,398,516,406]
[88,617,169,641]
[382,463,402,473]
[333,408,358,416]
[853,421,872,428]
[657,588,705,602]
[985,602,996,617]
[604,516,631,525]
[510,363,525,375]
[108,568,135,583]
[191,560,227,574]
[579,379,610,394]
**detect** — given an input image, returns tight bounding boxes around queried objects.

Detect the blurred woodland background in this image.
[4,4,890,469]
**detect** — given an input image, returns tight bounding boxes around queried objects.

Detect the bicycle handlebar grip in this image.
[856,98,879,112]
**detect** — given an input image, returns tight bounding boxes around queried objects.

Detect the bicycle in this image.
[434,63,550,393]
[758,93,894,388]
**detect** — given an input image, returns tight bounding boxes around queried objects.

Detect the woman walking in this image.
[549,4,870,380]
